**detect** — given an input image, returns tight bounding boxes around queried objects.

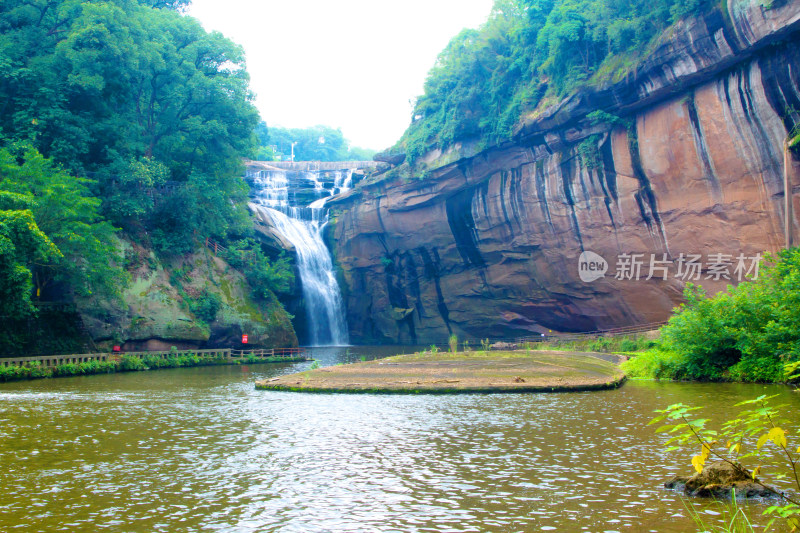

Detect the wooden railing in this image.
[0,347,309,368]
[0,353,114,368]
[230,347,307,359]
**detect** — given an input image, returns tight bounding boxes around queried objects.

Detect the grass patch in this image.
[256,350,625,394]
[620,348,684,379]
[526,335,658,354]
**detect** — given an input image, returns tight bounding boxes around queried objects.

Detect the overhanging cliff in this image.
[330,0,800,344]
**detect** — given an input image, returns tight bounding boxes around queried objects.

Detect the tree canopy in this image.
[0,0,259,252]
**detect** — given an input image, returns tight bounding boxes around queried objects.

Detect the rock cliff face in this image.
[330,0,800,344]
[79,240,298,350]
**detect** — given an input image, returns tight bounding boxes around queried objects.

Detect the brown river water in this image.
[0,346,797,532]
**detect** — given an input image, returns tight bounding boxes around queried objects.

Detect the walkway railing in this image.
[0,353,114,368]
[514,321,667,345]
[0,347,309,368]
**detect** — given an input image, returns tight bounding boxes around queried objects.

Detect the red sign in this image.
[242,334,248,344]
[112,345,121,352]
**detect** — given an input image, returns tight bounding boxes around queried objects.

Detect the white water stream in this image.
[249,169,352,346]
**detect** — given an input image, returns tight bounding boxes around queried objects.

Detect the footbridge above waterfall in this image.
[244,159,383,172]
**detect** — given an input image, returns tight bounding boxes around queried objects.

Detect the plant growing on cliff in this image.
[651,396,800,530]
[449,334,459,354]
[188,289,222,325]
[399,0,716,162]
[224,239,294,299]
[481,338,491,355]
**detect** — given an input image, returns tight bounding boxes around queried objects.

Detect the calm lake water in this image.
[0,346,797,532]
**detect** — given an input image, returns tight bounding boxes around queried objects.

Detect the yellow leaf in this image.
[752,466,762,479]
[692,454,705,474]
[758,433,770,450]
[701,444,711,460]
[768,427,787,449]
[733,443,741,454]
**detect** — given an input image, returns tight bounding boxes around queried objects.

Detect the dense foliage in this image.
[0,0,298,343]
[0,146,124,301]
[624,248,800,382]
[224,238,294,299]
[0,0,259,253]
[254,123,376,162]
[400,0,715,161]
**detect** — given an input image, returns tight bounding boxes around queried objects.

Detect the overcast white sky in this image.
[187,0,493,151]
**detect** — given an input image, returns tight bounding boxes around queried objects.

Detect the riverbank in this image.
[255,350,625,393]
[0,352,307,383]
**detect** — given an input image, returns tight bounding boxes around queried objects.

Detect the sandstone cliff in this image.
[329,0,800,344]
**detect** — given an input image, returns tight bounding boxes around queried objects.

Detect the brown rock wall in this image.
[330,2,800,343]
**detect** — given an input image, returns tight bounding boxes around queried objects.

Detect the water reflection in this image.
[0,351,796,532]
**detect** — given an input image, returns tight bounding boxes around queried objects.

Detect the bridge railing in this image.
[230,347,307,359]
[244,160,380,172]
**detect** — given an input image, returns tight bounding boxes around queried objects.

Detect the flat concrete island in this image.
[255,351,625,394]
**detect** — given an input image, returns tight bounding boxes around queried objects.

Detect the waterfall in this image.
[249,168,352,346]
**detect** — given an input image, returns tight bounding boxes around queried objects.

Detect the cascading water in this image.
[248,168,352,346]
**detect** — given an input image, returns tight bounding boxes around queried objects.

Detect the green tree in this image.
[0,146,125,300]
[0,192,62,318]
[0,0,259,248]
[224,238,294,299]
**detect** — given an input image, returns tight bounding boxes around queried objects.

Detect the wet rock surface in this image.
[665,461,776,499]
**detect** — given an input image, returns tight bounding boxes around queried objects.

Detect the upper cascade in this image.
[246,164,353,346]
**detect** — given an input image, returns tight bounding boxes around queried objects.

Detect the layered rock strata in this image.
[329,0,800,344]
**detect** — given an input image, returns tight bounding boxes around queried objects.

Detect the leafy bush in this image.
[642,248,800,382]
[119,355,148,371]
[224,239,294,298]
[620,349,683,379]
[449,334,458,354]
[618,338,639,352]
[189,290,222,324]
[651,396,800,530]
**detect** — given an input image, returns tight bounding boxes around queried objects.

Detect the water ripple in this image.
[0,360,796,532]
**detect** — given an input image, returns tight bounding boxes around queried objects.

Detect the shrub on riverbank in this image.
[623,249,800,382]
